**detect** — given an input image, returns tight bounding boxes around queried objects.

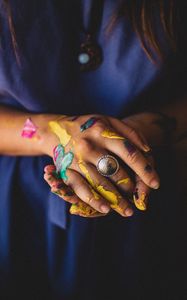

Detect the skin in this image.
[43,114,161,217]
[1,103,187,216]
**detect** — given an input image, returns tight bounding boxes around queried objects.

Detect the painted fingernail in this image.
[56,183,65,189]
[125,207,134,217]
[52,190,62,196]
[64,189,75,197]
[150,180,160,189]
[143,144,151,152]
[100,204,110,213]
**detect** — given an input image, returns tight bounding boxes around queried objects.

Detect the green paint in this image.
[53,144,74,181]
[52,171,61,180]
[80,117,98,132]
[59,151,74,181]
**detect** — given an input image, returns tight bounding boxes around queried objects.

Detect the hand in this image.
[42,114,160,217]
[44,164,106,218]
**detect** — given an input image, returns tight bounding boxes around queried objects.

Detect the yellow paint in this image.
[78,162,95,187]
[90,188,100,200]
[111,204,124,215]
[97,186,119,205]
[48,121,71,146]
[117,178,130,185]
[70,202,99,217]
[133,192,147,211]
[101,130,124,140]
[78,161,100,200]
[78,154,122,209]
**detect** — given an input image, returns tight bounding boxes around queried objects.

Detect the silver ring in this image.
[96,155,119,177]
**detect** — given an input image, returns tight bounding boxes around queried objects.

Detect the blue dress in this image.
[0,1,186,299]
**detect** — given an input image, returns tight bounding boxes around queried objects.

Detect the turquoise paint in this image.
[80,117,98,132]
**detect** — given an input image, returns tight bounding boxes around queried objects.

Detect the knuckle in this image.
[91,122,106,138]
[128,126,139,139]
[97,178,108,188]
[71,176,86,192]
[126,151,139,165]
[76,138,94,153]
[85,195,98,208]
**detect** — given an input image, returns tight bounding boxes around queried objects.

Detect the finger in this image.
[81,147,135,194]
[70,202,106,218]
[102,137,160,190]
[44,164,56,174]
[108,118,151,152]
[44,165,79,204]
[44,165,105,217]
[64,169,111,214]
[76,161,134,217]
[132,175,151,211]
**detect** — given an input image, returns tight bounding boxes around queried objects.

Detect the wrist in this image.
[34,113,60,157]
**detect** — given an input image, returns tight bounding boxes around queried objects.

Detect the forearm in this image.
[0,105,59,156]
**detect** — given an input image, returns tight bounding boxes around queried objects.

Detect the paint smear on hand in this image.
[133,190,147,211]
[53,144,74,181]
[117,178,130,185]
[78,162,95,187]
[123,139,136,155]
[70,202,103,217]
[101,130,124,140]
[97,186,119,205]
[21,118,37,138]
[59,151,74,181]
[48,121,71,146]
[80,117,99,132]
[78,161,100,200]
[90,187,100,200]
[78,156,121,209]
[53,144,65,164]
[78,156,120,205]
[144,164,153,173]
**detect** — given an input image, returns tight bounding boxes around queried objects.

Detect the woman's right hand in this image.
[42,114,160,217]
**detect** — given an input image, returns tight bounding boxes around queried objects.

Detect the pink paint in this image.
[53,145,59,162]
[21,118,37,138]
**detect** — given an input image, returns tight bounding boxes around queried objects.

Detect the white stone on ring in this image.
[96,155,119,177]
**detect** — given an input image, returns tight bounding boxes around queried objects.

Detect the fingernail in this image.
[100,205,110,213]
[150,180,160,189]
[56,183,65,189]
[52,190,61,196]
[143,144,151,152]
[125,207,134,216]
[64,189,75,197]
